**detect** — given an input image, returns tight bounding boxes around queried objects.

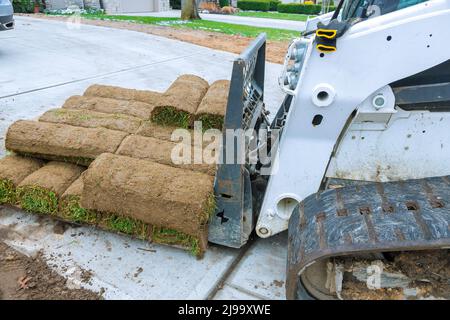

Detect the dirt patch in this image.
[63,95,155,120]
[152,75,209,128]
[340,250,450,300]
[81,153,214,254]
[24,14,288,65]
[196,80,230,130]
[342,279,405,300]
[0,156,45,205]
[6,120,129,165]
[0,242,100,300]
[116,135,217,176]
[40,108,143,134]
[17,161,84,215]
[391,250,450,299]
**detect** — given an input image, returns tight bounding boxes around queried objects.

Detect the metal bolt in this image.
[373,94,386,110]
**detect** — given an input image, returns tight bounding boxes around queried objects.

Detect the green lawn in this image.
[236,11,311,22]
[77,14,300,41]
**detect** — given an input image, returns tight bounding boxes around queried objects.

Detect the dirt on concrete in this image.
[81,153,214,238]
[84,84,162,106]
[63,95,155,120]
[22,14,288,65]
[0,242,100,300]
[116,135,217,176]
[40,108,143,134]
[196,80,230,130]
[6,120,129,165]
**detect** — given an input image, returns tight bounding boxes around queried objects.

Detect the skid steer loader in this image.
[208,0,450,299]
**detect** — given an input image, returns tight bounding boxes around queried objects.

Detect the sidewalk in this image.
[123,10,307,32]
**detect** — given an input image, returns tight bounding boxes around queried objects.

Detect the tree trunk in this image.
[181,0,201,20]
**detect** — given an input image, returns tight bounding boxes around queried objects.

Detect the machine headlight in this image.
[279,38,310,94]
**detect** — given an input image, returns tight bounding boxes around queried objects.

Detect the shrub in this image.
[237,0,271,12]
[170,0,181,10]
[277,3,322,15]
[268,0,281,11]
[219,0,230,7]
[12,0,38,13]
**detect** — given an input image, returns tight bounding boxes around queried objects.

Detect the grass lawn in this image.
[235,11,311,22]
[75,14,300,41]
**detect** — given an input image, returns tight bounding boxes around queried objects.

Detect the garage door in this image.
[120,0,154,13]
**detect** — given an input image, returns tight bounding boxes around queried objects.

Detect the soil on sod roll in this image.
[84,84,162,105]
[136,121,213,148]
[136,120,181,141]
[39,108,142,134]
[63,95,154,120]
[59,177,203,256]
[151,75,209,128]
[17,161,84,215]
[6,121,129,166]
[0,155,45,205]
[196,80,230,130]
[116,135,217,176]
[81,153,215,256]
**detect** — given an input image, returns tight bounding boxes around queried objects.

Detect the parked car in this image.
[0,0,13,31]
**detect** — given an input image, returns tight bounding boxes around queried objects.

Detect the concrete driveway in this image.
[0,16,288,300]
[124,10,307,32]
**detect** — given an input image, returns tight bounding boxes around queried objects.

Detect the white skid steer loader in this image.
[208,0,450,299]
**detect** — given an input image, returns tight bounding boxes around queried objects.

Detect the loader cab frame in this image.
[340,0,430,21]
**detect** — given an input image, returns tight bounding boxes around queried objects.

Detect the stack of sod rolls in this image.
[0,75,230,257]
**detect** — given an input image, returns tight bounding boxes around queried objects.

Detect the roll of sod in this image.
[6,121,129,166]
[136,121,181,142]
[63,96,154,120]
[0,156,45,205]
[116,135,217,176]
[39,108,142,134]
[17,161,84,215]
[151,75,209,128]
[59,177,204,256]
[58,176,98,225]
[196,80,230,130]
[84,84,162,105]
[81,153,215,256]
[136,121,213,149]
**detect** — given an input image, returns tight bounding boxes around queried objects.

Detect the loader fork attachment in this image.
[208,34,268,248]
